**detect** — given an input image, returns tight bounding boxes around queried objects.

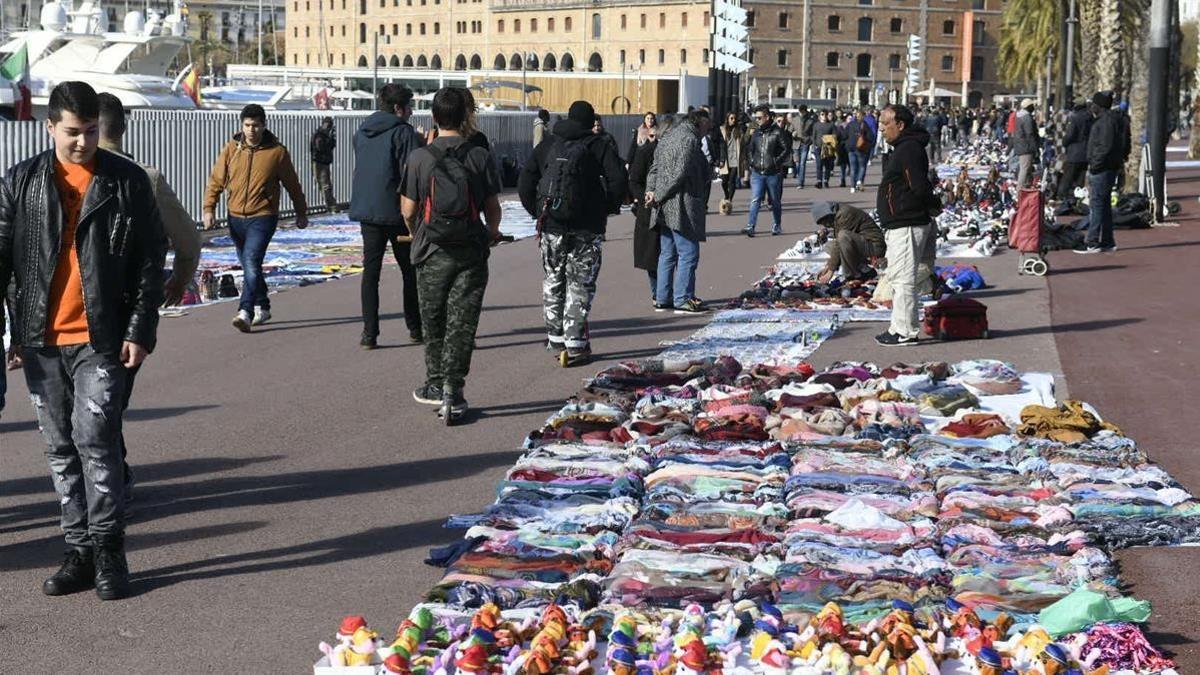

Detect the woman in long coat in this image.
[628,118,668,303]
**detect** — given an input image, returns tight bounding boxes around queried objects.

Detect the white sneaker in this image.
[232,310,252,333]
[252,307,272,326]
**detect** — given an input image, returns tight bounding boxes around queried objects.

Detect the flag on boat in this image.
[0,44,33,121]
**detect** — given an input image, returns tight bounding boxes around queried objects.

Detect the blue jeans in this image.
[228,215,279,314]
[1087,170,1117,248]
[656,228,700,306]
[647,271,657,299]
[747,170,783,231]
[849,150,868,186]
[794,145,811,186]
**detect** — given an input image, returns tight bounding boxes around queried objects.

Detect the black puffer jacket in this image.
[1062,105,1092,164]
[518,119,628,235]
[877,127,937,230]
[747,122,792,175]
[350,111,423,227]
[0,149,167,352]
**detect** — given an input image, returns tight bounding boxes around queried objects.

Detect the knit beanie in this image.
[568,101,596,127]
[1092,91,1114,109]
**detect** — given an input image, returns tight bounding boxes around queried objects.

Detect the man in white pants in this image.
[874,104,938,346]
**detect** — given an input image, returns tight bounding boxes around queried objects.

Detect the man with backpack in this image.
[400,87,503,423]
[519,100,628,367]
[310,116,338,212]
[350,84,425,349]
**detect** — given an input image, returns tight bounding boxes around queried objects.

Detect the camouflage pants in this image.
[540,231,603,350]
[416,249,489,392]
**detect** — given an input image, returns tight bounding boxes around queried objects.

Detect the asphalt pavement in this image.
[0,163,1196,673]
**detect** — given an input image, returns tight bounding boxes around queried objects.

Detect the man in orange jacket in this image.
[203,104,308,332]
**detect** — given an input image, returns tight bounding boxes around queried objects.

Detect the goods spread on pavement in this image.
[312,147,1186,675]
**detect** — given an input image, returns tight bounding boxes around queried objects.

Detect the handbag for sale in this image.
[922,296,989,340]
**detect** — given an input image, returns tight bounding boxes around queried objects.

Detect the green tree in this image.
[997,0,1064,90]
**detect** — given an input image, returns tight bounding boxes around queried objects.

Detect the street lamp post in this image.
[257,0,263,66]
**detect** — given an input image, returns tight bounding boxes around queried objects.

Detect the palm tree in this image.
[1076,0,1101,98]
[997,0,1062,91]
[1125,12,1149,188]
[1095,0,1124,96]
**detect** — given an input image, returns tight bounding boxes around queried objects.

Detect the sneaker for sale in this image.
[674,298,708,315]
[412,383,444,405]
[42,547,95,596]
[252,307,271,326]
[1072,244,1101,255]
[231,310,252,333]
[875,331,919,347]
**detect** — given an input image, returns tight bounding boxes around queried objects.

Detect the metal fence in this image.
[0,110,644,223]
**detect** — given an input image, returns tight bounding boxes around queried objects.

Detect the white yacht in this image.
[0,0,196,116]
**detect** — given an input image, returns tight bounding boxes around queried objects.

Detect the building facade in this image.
[744,0,1006,107]
[285,0,711,76]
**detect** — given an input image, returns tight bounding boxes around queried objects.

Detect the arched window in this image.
[510,53,522,70]
[358,55,368,67]
[403,54,414,67]
[455,54,467,70]
[494,54,507,69]
[430,54,442,69]
[591,13,601,38]
[416,54,428,67]
[389,55,400,66]
[561,52,574,71]
[526,53,539,70]
[377,55,386,66]
[565,16,572,31]
[469,54,481,69]
[543,53,557,71]
[587,52,602,72]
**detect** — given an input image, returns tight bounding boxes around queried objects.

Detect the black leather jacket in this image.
[747,123,793,175]
[0,149,167,353]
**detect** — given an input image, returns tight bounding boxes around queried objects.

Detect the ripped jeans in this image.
[23,344,128,547]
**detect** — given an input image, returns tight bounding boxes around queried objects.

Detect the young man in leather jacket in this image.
[0,81,166,600]
[742,104,792,237]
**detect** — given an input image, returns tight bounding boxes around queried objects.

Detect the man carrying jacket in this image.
[0,81,166,600]
[812,201,885,283]
[1077,91,1122,254]
[519,100,627,365]
[96,92,201,500]
[1011,99,1041,189]
[203,104,308,333]
[875,104,936,347]
[350,84,424,348]
[310,116,338,212]
[742,104,791,237]
[1057,102,1092,207]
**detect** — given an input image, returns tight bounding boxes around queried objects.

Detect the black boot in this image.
[43,546,95,596]
[94,540,131,601]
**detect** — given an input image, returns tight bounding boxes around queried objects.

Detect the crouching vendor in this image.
[812,200,885,283]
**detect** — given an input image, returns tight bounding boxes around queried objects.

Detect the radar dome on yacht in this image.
[123,11,146,36]
[40,2,69,32]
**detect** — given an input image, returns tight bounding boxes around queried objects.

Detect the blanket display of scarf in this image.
[171,203,538,308]
[314,207,1189,675]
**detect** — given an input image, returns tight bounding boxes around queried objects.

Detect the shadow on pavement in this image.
[991,317,1143,338]
[0,403,220,435]
[474,398,566,420]
[1048,264,1127,275]
[131,517,453,593]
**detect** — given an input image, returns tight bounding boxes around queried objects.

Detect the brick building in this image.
[285,0,710,77]
[744,0,1006,107]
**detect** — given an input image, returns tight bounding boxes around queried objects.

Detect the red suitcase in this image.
[923,297,990,340]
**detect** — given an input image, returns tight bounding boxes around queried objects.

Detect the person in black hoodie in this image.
[875,104,937,347]
[519,100,628,365]
[350,84,426,349]
[1077,91,1122,254]
[1057,102,1092,207]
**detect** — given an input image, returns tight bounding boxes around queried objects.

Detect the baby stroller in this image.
[1009,185,1049,276]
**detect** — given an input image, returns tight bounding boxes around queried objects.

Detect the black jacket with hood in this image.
[877,127,937,229]
[518,119,628,235]
[349,111,423,227]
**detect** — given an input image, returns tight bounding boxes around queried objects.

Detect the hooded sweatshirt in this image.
[517,118,628,234]
[203,129,307,217]
[876,127,937,229]
[349,110,424,227]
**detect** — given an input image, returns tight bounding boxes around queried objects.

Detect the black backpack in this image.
[422,144,484,245]
[536,137,595,224]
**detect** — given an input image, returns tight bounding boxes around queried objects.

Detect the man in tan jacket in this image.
[203,104,308,332]
[96,92,202,500]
